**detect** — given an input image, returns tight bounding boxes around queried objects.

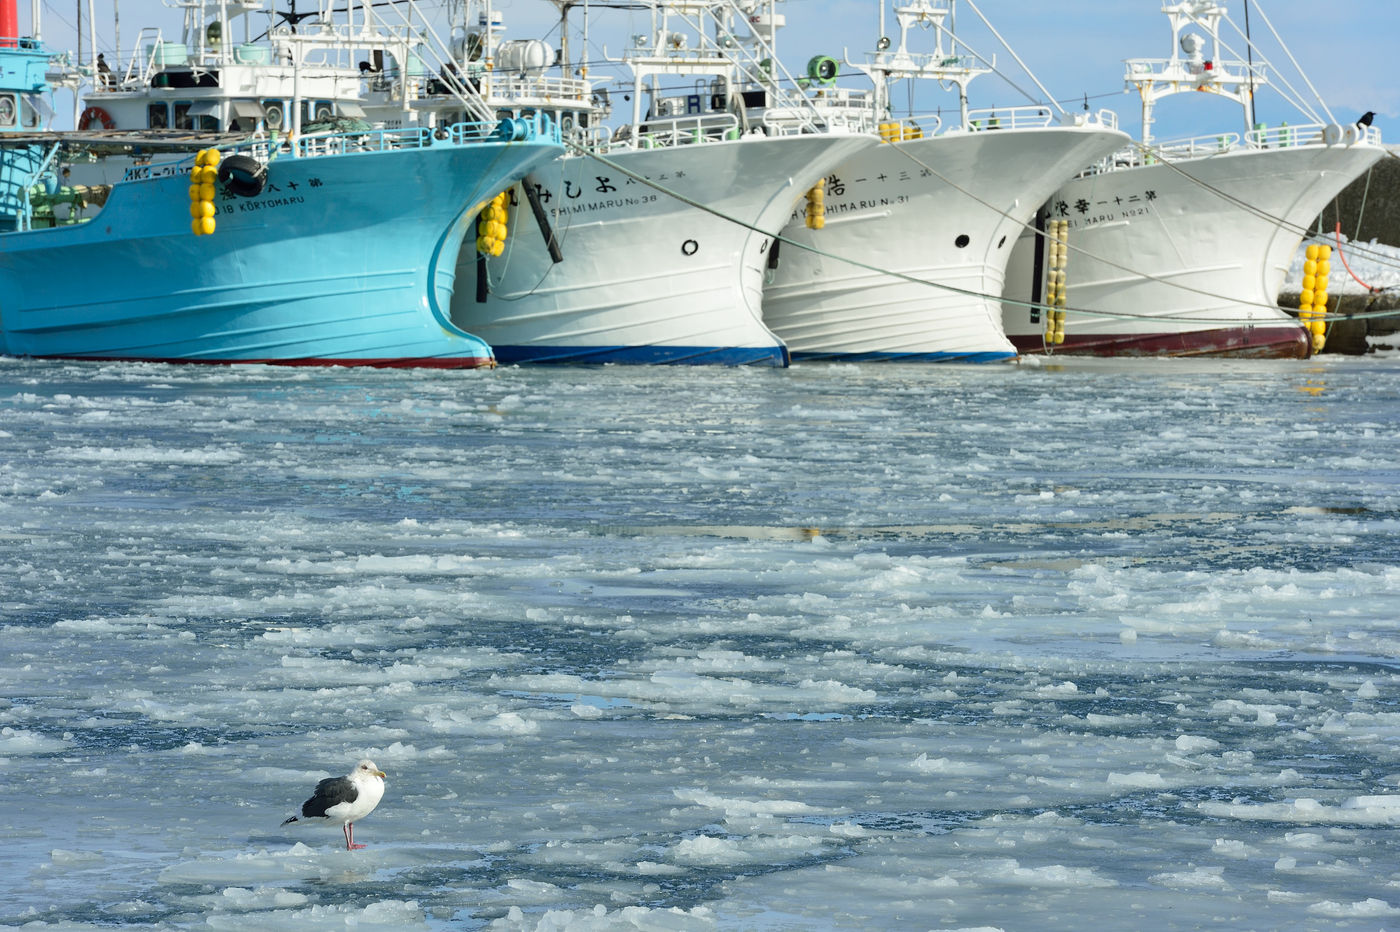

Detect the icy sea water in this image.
[1,355,1398,931]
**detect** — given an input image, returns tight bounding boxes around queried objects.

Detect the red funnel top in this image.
[1,0,17,49]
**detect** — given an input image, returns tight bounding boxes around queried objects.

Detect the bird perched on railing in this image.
[281,759,387,850]
[1357,111,1376,128]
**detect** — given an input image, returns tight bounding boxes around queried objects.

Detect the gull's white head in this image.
[354,759,387,780]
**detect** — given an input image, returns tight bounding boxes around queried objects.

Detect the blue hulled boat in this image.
[0,0,561,367]
[1,123,560,366]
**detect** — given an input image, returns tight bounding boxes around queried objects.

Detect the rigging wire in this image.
[843,0,1400,303]
[884,136,1317,315]
[1209,12,1322,127]
[565,136,1399,326]
[535,0,1400,320]
[1243,0,1256,129]
[1239,0,1335,126]
[1125,137,1400,277]
[961,0,1062,115]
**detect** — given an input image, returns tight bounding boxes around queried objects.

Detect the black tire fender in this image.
[217,154,267,198]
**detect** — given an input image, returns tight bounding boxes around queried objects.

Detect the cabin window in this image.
[173,102,193,130]
[147,103,170,128]
[0,94,16,127]
[184,101,219,131]
[229,99,263,132]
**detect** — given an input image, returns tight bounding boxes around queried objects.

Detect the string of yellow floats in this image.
[878,121,923,142]
[804,179,825,230]
[477,192,510,257]
[1298,243,1332,353]
[1044,219,1070,346]
[189,149,220,236]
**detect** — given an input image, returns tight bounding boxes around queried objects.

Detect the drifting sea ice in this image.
[1,354,1398,929]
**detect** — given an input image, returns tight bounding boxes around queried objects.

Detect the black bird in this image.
[1357,111,1376,128]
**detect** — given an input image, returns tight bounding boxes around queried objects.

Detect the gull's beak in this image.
[376,770,387,779]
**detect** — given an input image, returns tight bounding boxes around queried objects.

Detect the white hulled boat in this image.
[431,0,876,365]
[759,0,1129,362]
[1000,0,1384,358]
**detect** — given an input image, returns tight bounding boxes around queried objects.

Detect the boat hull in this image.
[761,124,1129,362]
[1001,140,1384,357]
[0,135,560,366]
[451,133,875,366]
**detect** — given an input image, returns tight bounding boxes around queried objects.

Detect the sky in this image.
[20,0,1399,140]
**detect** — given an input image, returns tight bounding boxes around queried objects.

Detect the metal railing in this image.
[758,104,823,136]
[1059,108,1120,131]
[1245,121,1326,149]
[481,74,593,106]
[1157,132,1242,159]
[117,114,559,183]
[876,49,983,75]
[3,141,63,231]
[609,111,743,152]
[875,115,941,140]
[1082,116,1384,178]
[966,105,1054,132]
[1124,56,1268,85]
[799,87,881,134]
[1243,121,1384,149]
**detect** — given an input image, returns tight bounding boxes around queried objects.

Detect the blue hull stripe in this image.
[494,344,791,367]
[791,349,1017,364]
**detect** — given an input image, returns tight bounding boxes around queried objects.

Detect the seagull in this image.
[281,759,387,850]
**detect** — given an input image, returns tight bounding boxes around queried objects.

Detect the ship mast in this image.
[1124,0,1265,145]
[866,0,989,129]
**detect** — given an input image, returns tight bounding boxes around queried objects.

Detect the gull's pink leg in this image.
[345,822,366,850]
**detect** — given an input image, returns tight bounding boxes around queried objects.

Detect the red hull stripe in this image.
[1010,326,1309,359]
[34,355,496,370]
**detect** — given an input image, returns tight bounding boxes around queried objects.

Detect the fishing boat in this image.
[1000,0,1384,357]
[0,0,562,366]
[420,0,875,366]
[56,0,872,366]
[758,0,1129,362]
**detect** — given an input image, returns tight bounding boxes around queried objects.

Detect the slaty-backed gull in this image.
[281,759,387,850]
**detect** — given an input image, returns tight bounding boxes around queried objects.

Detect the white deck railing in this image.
[965,105,1054,131]
[1081,117,1382,178]
[608,112,743,152]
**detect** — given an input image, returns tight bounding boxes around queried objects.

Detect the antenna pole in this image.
[1243,0,1256,128]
